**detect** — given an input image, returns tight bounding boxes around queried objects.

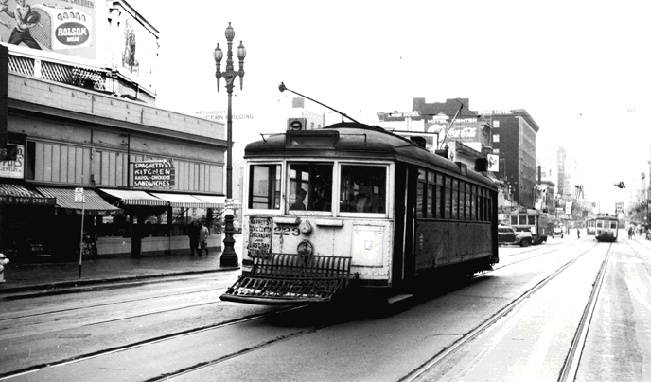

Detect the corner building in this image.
[0,0,227,261]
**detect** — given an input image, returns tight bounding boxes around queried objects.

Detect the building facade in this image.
[491,110,539,209]
[0,1,229,262]
[1,57,226,261]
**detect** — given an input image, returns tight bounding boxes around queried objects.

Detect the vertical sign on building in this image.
[0,45,6,151]
[565,200,572,216]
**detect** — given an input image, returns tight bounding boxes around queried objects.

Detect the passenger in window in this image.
[290,188,307,210]
[355,192,371,213]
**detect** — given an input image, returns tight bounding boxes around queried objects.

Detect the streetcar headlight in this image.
[297,240,314,257]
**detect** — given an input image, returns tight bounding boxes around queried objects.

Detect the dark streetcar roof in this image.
[245,122,497,189]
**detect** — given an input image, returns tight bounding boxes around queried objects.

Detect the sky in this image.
[135,0,651,210]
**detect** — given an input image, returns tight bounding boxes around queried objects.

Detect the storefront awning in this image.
[99,188,167,206]
[36,187,120,213]
[149,192,205,208]
[0,184,56,205]
[191,194,225,208]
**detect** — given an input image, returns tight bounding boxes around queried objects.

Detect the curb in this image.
[0,267,240,295]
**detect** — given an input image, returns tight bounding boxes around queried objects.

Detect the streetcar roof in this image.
[245,123,497,189]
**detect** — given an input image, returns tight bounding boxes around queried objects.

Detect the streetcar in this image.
[594,214,618,242]
[509,208,550,244]
[586,218,596,235]
[220,122,499,305]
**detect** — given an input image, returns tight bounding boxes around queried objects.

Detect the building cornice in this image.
[9,99,227,148]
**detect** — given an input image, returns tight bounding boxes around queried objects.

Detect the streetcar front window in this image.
[340,165,386,213]
[249,164,281,210]
[288,163,333,212]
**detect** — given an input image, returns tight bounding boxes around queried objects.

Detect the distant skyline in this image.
[134,0,651,210]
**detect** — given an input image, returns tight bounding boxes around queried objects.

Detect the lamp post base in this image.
[220,214,238,267]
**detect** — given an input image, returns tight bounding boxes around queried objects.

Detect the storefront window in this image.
[288,163,333,212]
[95,212,130,237]
[249,164,281,210]
[340,165,386,214]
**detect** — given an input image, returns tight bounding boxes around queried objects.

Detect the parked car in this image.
[498,225,533,247]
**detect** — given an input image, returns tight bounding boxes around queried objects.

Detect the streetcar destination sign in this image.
[133,160,175,188]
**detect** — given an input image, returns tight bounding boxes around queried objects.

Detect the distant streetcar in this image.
[220,123,499,305]
[586,218,596,235]
[509,208,550,244]
[594,215,618,242]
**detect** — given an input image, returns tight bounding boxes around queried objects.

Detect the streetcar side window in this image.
[469,185,474,221]
[465,184,471,220]
[510,215,518,225]
[434,173,443,218]
[451,179,459,219]
[610,222,617,229]
[417,168,426,218]
[487,191,493,221]
[428,171,435,218]
[288,163,333,212]
[443,176,450,218]
[474,187,480,221]
[340,165,386,214]
[518,215,527,225]
[459,182,466,220]
[249,164,281,210]
[597,221,603,228]
[528,215,536,225]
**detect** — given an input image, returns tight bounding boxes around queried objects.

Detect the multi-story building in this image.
[556,146,571,199]
[490,110,539,209]
[0,1,227,261]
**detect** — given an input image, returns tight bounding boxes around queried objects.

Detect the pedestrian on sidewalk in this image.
[187,221,200,256]
[199,223,209,257]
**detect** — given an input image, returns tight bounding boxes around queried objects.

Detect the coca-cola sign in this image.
[56,22,90,46]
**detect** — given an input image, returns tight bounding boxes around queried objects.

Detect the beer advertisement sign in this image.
[0,0,96,59]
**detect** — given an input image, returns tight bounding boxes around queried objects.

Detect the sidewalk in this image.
[0,240,244,294]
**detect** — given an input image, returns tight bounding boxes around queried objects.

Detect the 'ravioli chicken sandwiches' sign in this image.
[133,160,175,188]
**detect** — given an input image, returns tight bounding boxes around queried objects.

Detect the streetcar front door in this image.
[392,163,416,289]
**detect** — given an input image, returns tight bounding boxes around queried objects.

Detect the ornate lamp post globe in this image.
[213,22,245,267]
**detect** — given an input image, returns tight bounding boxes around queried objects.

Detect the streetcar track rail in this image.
[494,240,596,271]
[558,243,611,381]
[0,287,227,322]
[0,273,230,301]
[0,305,307,381]
[144,323,324,382]
[401,241,604,382]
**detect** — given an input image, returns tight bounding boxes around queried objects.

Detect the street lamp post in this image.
[214,22,246,267]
